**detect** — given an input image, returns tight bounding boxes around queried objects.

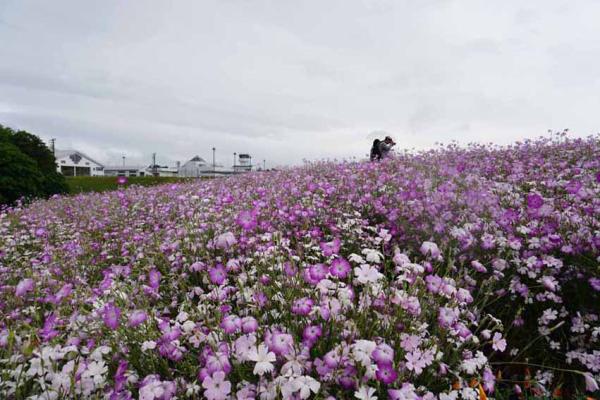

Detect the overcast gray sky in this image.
[1,0,599,167]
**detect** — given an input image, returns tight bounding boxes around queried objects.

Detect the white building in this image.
[103,165,148,177]
[178,156,212,177]
[104,164,180,177]
[55,150,104,176]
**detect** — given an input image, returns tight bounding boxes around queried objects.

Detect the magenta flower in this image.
[292,297,314,316]
[220,315,241,334]
[116,176,128,185]
[236,210,257,230]
[103,302,121,330]
[376,363,398,384]
[269,332,294,356]
[526,193,544,209]
[15,278,34,297]
[308,263,328,282]
[320,238,341,257]
[209,264,227,285]
[39,313,59,342]
[372,343,394,365]
[329,258,351,279]
[302,324,322,343]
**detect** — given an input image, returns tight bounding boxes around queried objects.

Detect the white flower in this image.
[247,344,276,376]
[140,381,165,400]
[361,249,382,264]
[354,265,383,285]
[50,371,71,393]
[539,308,558,325]
[439,391,459,400]
[182,320,196,334]
[26,357,44,377]
[291,376,320,399]
[348,253,365,264]
[355,385,378,400]
[82,360,107,385]
[142,341,157,351]
[460,387,478,400]
[176,311,189,322]
[352,340,377,367]
[186,382,201,396]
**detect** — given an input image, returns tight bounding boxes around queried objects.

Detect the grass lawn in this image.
[65,176,199,194]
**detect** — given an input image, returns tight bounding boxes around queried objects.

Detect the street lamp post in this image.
[122,154,125,167]
[263,159,266,171]
[233,152,237,173]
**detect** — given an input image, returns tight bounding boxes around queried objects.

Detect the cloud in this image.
[1,0,599,167]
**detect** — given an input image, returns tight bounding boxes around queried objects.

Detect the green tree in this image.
[9,129,69,197]
[0,140,44,205]
[0,124,68,205]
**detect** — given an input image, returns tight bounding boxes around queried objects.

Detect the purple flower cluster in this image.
[0,133,598,398]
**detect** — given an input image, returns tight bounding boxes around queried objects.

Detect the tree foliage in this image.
[0,124,68,205]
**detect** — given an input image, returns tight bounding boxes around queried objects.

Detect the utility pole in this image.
[212,147,216,175]
[263,159,266,171]
[152,153,157,176]
[50,138,56,156]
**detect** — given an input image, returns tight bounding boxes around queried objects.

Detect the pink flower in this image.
[400,334,421,352]
[420,241,441,259]
[128,310,148,327]
[202,371,231,400]
[492,332,507,352]
[241,316,258,333]
[15,278,34,297]
[584,372,599,392]
[405,349,427,375]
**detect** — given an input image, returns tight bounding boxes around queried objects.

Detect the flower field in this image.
[1,134,599,399]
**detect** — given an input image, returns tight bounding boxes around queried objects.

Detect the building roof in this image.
[55,149,104,167]
[188,155,207,163]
